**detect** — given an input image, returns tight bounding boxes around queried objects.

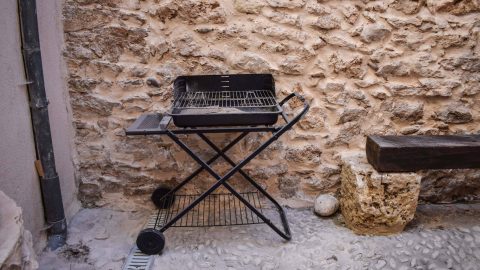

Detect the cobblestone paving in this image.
[157,204,480,270]
[39,204,480,270]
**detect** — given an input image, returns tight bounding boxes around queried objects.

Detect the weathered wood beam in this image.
[366,135,480,172]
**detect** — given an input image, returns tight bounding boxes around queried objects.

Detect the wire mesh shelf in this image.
[173,90,277,109]
[137,114,162,129]
[153,192,265,228]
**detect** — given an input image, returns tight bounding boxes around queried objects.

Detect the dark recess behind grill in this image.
[173,73,275,97]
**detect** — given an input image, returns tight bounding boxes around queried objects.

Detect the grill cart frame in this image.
[126,76,309,255]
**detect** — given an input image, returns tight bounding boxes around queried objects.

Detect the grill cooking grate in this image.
[174,90,276,109]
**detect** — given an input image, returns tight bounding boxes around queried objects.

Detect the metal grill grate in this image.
[153,192,265,228]
[174,90,276,109]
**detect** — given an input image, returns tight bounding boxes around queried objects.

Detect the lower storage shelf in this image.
[153,192,265,228]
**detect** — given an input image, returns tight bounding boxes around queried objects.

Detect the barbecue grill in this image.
[170,74,282,127]
[126,73,309,255]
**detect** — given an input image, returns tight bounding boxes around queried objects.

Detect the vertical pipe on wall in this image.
[18,0,67,250]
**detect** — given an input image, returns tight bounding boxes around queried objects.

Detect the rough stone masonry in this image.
[340,153,422,235]
[62,0,480,207]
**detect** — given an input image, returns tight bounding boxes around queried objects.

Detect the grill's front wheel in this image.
[136,228,165,255]
[151,186,175,209]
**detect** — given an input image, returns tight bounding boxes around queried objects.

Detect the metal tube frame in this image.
[151,93,309,241]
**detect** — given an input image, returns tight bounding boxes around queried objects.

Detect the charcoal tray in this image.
[169,74,282,127]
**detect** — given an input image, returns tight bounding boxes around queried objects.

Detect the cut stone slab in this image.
[340,153,421,235]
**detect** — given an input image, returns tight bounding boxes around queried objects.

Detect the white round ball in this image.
[314,194,339,217]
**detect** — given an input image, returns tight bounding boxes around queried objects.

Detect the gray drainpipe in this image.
[18,0,67,250]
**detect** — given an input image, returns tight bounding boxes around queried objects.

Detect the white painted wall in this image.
[0,0,78,250]
[37,0,79,223]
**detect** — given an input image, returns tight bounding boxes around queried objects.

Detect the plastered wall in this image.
[0,0,78,248]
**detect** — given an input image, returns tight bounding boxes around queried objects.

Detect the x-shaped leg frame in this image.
[155,93,310,241]
[159,129,291,240]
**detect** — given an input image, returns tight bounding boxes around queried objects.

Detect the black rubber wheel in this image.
[136,228,165,255]
[151,186,175,209]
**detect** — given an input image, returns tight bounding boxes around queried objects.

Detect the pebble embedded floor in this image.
[38,203,480,270]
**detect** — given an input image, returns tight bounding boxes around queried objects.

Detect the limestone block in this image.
[389,101,424,122]
[390,0,425,15]
[263,10,301,27]
[278,173,299,198]
[266,0,305,9]
[298,107,326,131]
[175,0,226,24]
[302,170,339,194]
[340,153,421,235]
[338,108,367,124]
[234,0,265,14]
[284,144,322,165]
[329,53,365,79]
[279,56,305,74]
[310,15,341,30]
[340,3,360,24]
[376,61,411,77]
[462,74,480,96]
[326,122,362,147]
[439,56,480,72]
[232,52,273,72]
[360,23,390,43]
[63,5,110,32]
[306,1,331,15]
[0,190,38,270]
[426,0,480,15]
[384,80,459,97]
[433,104,473,124]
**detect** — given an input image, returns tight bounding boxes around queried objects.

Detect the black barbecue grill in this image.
[170,74,282,127]
[126,73,309,255]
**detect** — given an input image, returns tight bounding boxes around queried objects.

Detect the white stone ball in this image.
[314,194,339,217]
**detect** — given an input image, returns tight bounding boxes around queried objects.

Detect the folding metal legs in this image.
[197,133,292,239]
[160,128,292,240]
[161,132,248,195]
[150,94,310,242]
[133,93,310,254]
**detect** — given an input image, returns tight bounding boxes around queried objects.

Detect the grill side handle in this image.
[278,93,310,125]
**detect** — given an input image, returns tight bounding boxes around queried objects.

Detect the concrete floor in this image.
[38,203,480,270]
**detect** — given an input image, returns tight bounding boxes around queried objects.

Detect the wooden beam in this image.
[366,135,480,172]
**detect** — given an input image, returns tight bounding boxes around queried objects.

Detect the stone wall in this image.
[63,0,480,207]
